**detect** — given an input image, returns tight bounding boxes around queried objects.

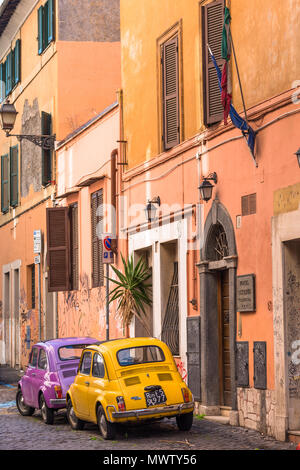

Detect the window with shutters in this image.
[202,0,225,125]
[46,207,70,292]
[161,35,180,150]
[1,154,9,213]
[91,189,104,288]
[157,22,182,153]
[241,193,256,216]
[10,145,18,208]
[46,204,80,292]
[0,39,21,102]
[38,0,55,55]
[27,264,36,309]
[41,112,53,186]
[70,203,79,291]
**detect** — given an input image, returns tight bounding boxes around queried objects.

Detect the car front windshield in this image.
[58,344,93,361]
[117,346,165,366]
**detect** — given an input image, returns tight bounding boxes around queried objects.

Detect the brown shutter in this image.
[91,190,104,288]
[241,193,257,216]
[202,0,224,125]
[46,207,70,292]
[70,203,79,290]
[162,35,179,150]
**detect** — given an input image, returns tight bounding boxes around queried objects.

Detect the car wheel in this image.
[67,399,85,431]
[176,412,194,431]
[16,389,35,416]
[97,405,116,440]
[40,394,54,425]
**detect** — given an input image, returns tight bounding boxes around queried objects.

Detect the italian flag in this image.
[221,7,232,125]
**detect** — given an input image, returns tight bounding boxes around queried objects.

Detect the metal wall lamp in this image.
[0,101,56,151]
[295,148,300,168]
[199,172,218,203]
[145,196,161,222]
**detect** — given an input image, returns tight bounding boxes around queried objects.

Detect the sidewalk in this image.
[0,365,23,385]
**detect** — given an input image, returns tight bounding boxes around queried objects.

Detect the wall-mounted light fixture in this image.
[295,148,300,168]
[0,100,55,150]
[199,172,218,203]
[145,196,161,222]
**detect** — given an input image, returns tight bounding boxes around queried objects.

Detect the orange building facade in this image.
[119,0,300,441]
[0,0,121,369]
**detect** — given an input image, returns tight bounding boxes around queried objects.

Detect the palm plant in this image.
[107,254,152,335]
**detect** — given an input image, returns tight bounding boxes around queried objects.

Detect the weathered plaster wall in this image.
[58,0,120,42]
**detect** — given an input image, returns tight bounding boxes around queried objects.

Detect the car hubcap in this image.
[41,399,46,420]
[69,406,77,426]
[18,393,27,412]
[100,414,107,437]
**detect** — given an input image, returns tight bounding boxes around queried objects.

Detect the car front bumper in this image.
[49,398,66,406]
[109,401,194,420]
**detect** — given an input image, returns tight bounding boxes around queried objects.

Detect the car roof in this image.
[33,337,100,349]
[84,337,166,354]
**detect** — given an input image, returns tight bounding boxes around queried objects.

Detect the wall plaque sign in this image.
[237,274,256,312]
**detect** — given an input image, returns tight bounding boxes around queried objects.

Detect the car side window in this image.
[79,351,92,375]
[38,349,48,370]
[29,347,39,368]
[92,353,105,378]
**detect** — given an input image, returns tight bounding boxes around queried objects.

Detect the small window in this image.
[38,349,48,370]
[92,353,105,378]
[241,193,256,216]
[58,344,91,361]
[29,347,39,367]
[27,264,35,309]
[117,346,165,367]
[79,351,92,375]
[38,0,55,55]
[91,189,104,287]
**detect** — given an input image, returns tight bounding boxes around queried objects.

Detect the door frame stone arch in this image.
[197,198,238,416]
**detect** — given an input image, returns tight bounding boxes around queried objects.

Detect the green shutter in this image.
[10,146,18,208]
[47,0,55,44]
[0,62,6,102]
[41,111,52,186]
[5,52,12,95]
[14,40,21,85]
[38,6,44,54]
[1,154,9,213]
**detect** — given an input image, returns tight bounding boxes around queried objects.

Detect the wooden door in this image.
[219,270,231,406]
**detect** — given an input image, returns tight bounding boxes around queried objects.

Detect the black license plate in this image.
[145,389,166,407]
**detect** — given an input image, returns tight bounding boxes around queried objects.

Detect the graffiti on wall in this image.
[286,270,300,398]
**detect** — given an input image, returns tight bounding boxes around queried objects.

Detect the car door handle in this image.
[85,381,90,386]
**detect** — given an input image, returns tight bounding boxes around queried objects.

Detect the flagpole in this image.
[228,25,249,127]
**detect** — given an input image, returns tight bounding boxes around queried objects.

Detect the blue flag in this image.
[209,48,256,156]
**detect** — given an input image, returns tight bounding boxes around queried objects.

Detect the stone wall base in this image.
[237,387,276,438]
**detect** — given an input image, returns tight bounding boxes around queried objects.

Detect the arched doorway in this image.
[197,199,238,415]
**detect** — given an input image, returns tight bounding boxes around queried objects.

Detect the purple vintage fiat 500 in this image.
[16,337,99,425]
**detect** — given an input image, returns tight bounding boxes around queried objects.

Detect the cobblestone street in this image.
[0,381,296,452]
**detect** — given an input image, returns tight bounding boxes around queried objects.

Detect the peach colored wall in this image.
[56,107,124,342]
[56,41,121,140]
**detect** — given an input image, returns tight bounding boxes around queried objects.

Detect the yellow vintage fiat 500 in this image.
[66,337,194,439]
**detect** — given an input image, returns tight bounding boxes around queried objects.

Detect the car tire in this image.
[176,412,194,431]
[67,399,85,431]
[16,389,35,416]
[97,405,116,440]
[40,394,54,425]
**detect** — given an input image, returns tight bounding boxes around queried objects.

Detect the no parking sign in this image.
[102,234,114,264]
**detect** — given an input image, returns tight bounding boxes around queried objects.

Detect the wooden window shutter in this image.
[70,203,79,291]
[162,35,179,150]
[5,52,12,96]
[38,6,44,54]
[10,145,18,208]
[47,0,55,44]
[0,62,6,103]
[46,207,70,292]
[91,190,104,288]
[41,111,52,186]
[241,193,256,216]
[14,40,21,85]
[202,0,224,125]
[1,154,9,213]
